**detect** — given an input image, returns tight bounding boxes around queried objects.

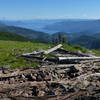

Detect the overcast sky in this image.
[0,0,100,20]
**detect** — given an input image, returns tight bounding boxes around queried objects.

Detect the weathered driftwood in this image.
[21,55,100,64]
[42,64,76,68]
[21,51,44,56]
[80,60,100,64]
[21,44,62,56]
[21,55,58,63]
[20,44,99,65]
[44,44,62,54]
[58,57,100,61]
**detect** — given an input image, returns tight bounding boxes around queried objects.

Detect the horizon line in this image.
[0,18,100,21]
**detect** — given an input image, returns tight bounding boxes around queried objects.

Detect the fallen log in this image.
[20,55,58,63]
[59,57,100,61]
[21,44,62,56]
[44,44,62,54]
[42,64,77,68]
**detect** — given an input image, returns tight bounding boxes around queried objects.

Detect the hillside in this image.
[0,25,51,43]
[70,35,100,49]
[0,31,34,42]
[52,32,100,49]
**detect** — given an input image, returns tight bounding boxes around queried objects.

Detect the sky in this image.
[0,0,100,20]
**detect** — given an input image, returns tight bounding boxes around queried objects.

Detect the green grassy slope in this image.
[0,31,34,42]
[0,26,51,42]
[0,40,52,69]
[1,40,100,69]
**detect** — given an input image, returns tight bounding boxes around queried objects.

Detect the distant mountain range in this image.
[0,19,100,49]
[0,21,6,26]
[1,19,63,33]
[44,19,100,33]
[2,19,100,34]
[1,19,93,33]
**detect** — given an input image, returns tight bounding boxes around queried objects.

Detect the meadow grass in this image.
[0,40,52,69]
[0,40,99,69]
